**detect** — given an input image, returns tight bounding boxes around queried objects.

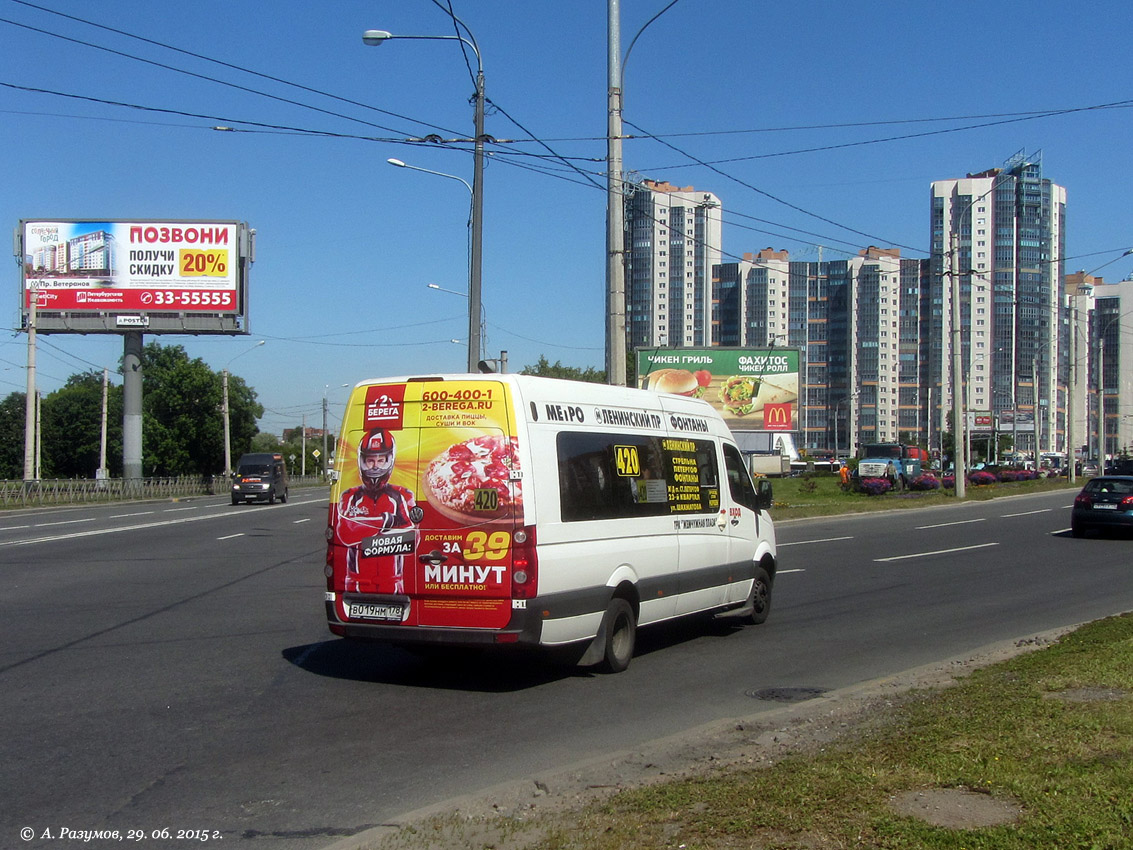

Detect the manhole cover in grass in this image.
[745,687,829,702]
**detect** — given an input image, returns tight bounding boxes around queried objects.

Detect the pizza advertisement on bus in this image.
[330,379,523,629]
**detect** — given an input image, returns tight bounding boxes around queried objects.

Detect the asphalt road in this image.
[2,488,1131,850]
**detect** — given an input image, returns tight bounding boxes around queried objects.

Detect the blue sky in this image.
[2,0,1131,435]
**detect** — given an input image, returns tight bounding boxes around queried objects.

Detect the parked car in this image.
[1070,475,1133,537]
[1105,458,1133,476]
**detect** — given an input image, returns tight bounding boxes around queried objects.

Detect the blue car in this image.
[1071,475,1133,537]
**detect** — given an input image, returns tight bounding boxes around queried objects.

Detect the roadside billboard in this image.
[636,347,800,432]
[966,410,994,435]
[18,220,252,334]
[997,409,1035,434]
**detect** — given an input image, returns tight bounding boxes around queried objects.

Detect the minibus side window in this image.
[558,432,665,522]
[557,432,719,522]
[723,443,759,512]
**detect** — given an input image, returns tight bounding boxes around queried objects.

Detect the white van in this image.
[324,374,777,672]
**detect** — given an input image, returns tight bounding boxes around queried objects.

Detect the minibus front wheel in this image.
[743,565,773,625]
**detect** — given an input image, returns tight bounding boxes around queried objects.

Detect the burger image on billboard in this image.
[644,368,704,398]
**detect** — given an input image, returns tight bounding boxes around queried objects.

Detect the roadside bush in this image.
[968,470,998,486]
[907,473,941,491]
[999,469,1038,482]
[859,477,892,496]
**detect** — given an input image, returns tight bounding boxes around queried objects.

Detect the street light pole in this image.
[605,0,682,386]
[364,26,485,373]
[391,158,478,368]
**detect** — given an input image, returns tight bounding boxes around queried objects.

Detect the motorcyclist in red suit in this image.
[337,428,417,594]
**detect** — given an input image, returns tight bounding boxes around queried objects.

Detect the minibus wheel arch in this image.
[580,583,639,673]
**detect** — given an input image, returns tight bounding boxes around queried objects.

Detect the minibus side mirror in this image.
[756,478,773,511]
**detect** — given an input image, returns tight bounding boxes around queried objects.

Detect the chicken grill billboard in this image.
[636,347,800,432]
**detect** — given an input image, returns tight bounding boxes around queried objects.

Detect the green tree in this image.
[40,372,124,478]
[250,432,282,453]
[521,355,606,383]
[279,426,322,476]
[140,342,263,476]
[0,392,26,479]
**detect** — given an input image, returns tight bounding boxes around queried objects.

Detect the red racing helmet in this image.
[358,428,396,488]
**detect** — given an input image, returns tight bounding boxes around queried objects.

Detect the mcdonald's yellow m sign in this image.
[763,403,792,430]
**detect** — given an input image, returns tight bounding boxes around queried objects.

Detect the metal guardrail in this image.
[0,475,328,507]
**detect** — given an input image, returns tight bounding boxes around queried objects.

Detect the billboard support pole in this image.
[23,289,38,483]
[123,332,144,480]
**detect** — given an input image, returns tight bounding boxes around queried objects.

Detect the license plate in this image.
[1093,504,1118,510]
[347,602,407,621]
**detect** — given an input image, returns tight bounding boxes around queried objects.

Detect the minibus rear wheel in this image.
[600,598,636,673]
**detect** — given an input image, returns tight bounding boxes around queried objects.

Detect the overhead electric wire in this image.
[521,104,1133,144]
[484,99,605,191]
[435,0,479,92]
[3,0,464,139]
[623,116,924,254]
[634,98,1133,171]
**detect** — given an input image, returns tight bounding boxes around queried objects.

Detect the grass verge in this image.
[363,614,1133,850]
[768,473,1079,521]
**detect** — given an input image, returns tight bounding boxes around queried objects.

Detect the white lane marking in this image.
[777,568,806,574]
[915,518,986,530]
[1001,508,1053,518]
[293,518,312,524]
[778,536,853,547]
[875,542,999,562]
[36,517,98,528]
[164,506,198,513]
[0,497,328,548]
[0,524,31,531]
[218,533,246,540]
[110,511,155,519]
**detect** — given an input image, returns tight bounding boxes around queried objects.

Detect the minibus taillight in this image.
[324,504,336,582]
[511,526,538,599]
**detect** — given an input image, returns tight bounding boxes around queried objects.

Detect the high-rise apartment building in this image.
[930,153,1067,454]
[625,179,722,350]
[1067,273,1133,460]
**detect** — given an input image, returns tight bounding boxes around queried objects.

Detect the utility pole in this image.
[605,0,627,385]
[322,392,328,480]
[23,286,38,483]
[222,369,232,477]
[949,227,966,498]
[98,368,109,481]
[1066,297,1076,484]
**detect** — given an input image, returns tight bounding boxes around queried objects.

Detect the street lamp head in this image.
[362,30,392,46]
[387,158,406,168]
